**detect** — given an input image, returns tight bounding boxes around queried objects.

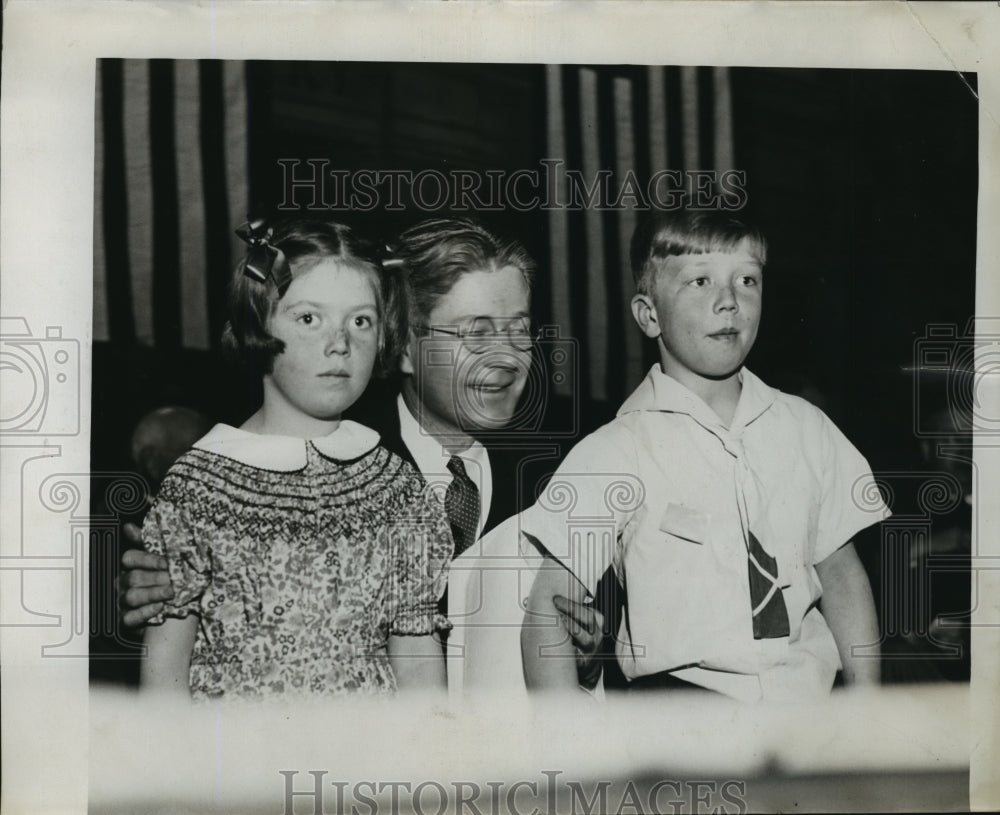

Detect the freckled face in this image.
[645,242,762,389]
[263,259,380,433]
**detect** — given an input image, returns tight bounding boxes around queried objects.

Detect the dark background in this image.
[91,64,978,686]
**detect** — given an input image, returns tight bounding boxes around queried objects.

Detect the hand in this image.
[118,524,174,627]
[553,594,605,689]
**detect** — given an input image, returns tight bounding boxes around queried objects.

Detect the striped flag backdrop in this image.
[94,61,733,413]
[546,65,735,407]
[93,59,248,350]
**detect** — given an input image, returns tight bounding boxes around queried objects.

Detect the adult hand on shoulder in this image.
[553,594,605,690]
[118,523,175,627]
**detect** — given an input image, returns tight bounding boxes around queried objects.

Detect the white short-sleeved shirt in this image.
[519,365,890,701]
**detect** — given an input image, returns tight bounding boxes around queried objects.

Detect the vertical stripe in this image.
[562,67,591,404]
[680,66,700,169]
[579,68,608,404]
[713,67,735,171]
[614,76,643,395]
[149,60,182,348]
[201,61,235,348]
[629,66,658,378]
[224,62,249,280]
[92,63,109,343]
[122,60,151,344]
[665,67,684,188]
[647,66,668,175]
[545,65,572,397]
[100,60,134,343]
[524,69,553,331]
[697,68,715,173]
[630,66,651,189]
[598,72,625,406]
[174,61,210,349]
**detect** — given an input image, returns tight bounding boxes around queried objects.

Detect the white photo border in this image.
[1,2,997,813]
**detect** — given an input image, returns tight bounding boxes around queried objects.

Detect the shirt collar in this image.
[396,394,489,474]
[193,420,381,470]
[617,364,777,432]
[396,394,489,481]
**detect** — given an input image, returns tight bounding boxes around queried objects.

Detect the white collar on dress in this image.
[192,420,381,470]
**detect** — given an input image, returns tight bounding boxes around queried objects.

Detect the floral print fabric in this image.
[143,434,452,700]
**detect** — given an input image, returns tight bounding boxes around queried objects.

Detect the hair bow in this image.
[380,243,404,270]
[235,218,292,293]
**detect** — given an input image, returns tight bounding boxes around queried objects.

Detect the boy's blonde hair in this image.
[630,210,768,295]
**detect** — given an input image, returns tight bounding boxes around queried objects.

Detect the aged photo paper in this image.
[2,2,998,813]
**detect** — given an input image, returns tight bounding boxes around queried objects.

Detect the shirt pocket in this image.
[658,503,711,546]
[626,502,713,593]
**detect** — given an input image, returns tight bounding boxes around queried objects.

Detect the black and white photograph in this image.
[2,3,998,814]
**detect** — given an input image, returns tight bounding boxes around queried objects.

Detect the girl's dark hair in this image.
[630,209,767,295]
[221,217,407,378]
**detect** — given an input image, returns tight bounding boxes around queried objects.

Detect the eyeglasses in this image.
[414,317,537,353]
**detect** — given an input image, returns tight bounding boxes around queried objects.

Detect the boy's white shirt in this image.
[518,364,890,702]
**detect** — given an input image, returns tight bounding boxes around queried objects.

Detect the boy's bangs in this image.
[652,223,767,266]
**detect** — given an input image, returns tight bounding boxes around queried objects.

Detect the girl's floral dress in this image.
[143,421,452,700]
